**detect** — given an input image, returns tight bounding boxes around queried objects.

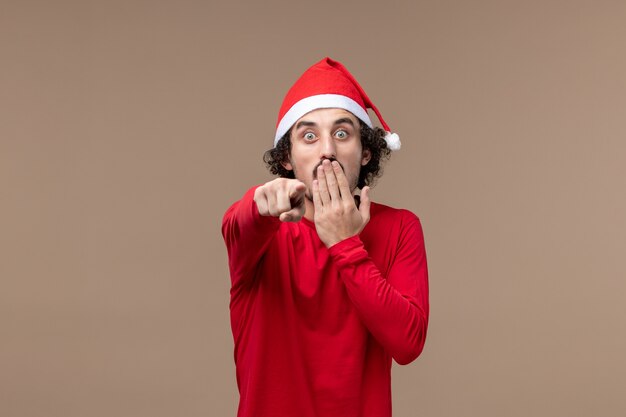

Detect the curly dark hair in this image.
[263,121,391,189]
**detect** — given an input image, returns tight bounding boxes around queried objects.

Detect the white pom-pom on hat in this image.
[385,132,401,151]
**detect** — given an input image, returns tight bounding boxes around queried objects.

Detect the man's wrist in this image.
[326,234,361,250]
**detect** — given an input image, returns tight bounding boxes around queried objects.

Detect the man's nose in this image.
[319,135,336,160]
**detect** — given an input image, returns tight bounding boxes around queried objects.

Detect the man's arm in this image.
[312,159,429,365]
[221,179,306,289]
[329,215,429,365]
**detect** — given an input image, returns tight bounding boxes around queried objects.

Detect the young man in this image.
[222,57,429,417]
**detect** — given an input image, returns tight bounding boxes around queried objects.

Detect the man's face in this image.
[282,108,371,201]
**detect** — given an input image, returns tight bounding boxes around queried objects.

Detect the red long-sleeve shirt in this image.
[221,186,429,417]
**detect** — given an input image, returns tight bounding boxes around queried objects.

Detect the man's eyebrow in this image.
[333,117,355,127]
[294,117,356,131]
[294,120,316,130]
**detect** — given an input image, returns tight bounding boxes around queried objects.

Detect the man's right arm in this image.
[221,178,306,289]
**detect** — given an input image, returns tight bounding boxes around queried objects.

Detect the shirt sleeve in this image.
[328,213,429,365]
[221,186,282,290]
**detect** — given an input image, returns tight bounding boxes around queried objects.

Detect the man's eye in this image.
[304,132,316,140]
[335,130,348,139]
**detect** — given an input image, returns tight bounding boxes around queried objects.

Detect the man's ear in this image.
[361,149,372,166]
[282,160,293,170]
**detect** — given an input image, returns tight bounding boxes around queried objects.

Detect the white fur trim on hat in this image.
[274,94,373,146]
[385,132,401,151]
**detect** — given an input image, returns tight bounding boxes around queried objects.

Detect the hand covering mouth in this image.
[312,158,345,179]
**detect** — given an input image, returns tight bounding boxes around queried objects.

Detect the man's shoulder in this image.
[370,201,420,224]
[362,202,424,254]
[367,201,422,240]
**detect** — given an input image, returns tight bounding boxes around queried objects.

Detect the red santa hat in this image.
[274,57,401,151]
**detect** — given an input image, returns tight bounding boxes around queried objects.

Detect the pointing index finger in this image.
[289,181,306,198]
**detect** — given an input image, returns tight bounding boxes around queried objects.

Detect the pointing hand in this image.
[254,178,307,222]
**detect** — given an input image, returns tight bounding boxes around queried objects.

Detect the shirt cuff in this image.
[327,235,369,268]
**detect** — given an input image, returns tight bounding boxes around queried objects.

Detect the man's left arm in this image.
[329,215,429,365]
[313,160,429,365]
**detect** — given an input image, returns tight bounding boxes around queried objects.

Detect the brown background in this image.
[1,1,625,416]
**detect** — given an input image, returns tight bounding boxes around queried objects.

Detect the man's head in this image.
[264,109,391,198]
[264,57,399,197]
